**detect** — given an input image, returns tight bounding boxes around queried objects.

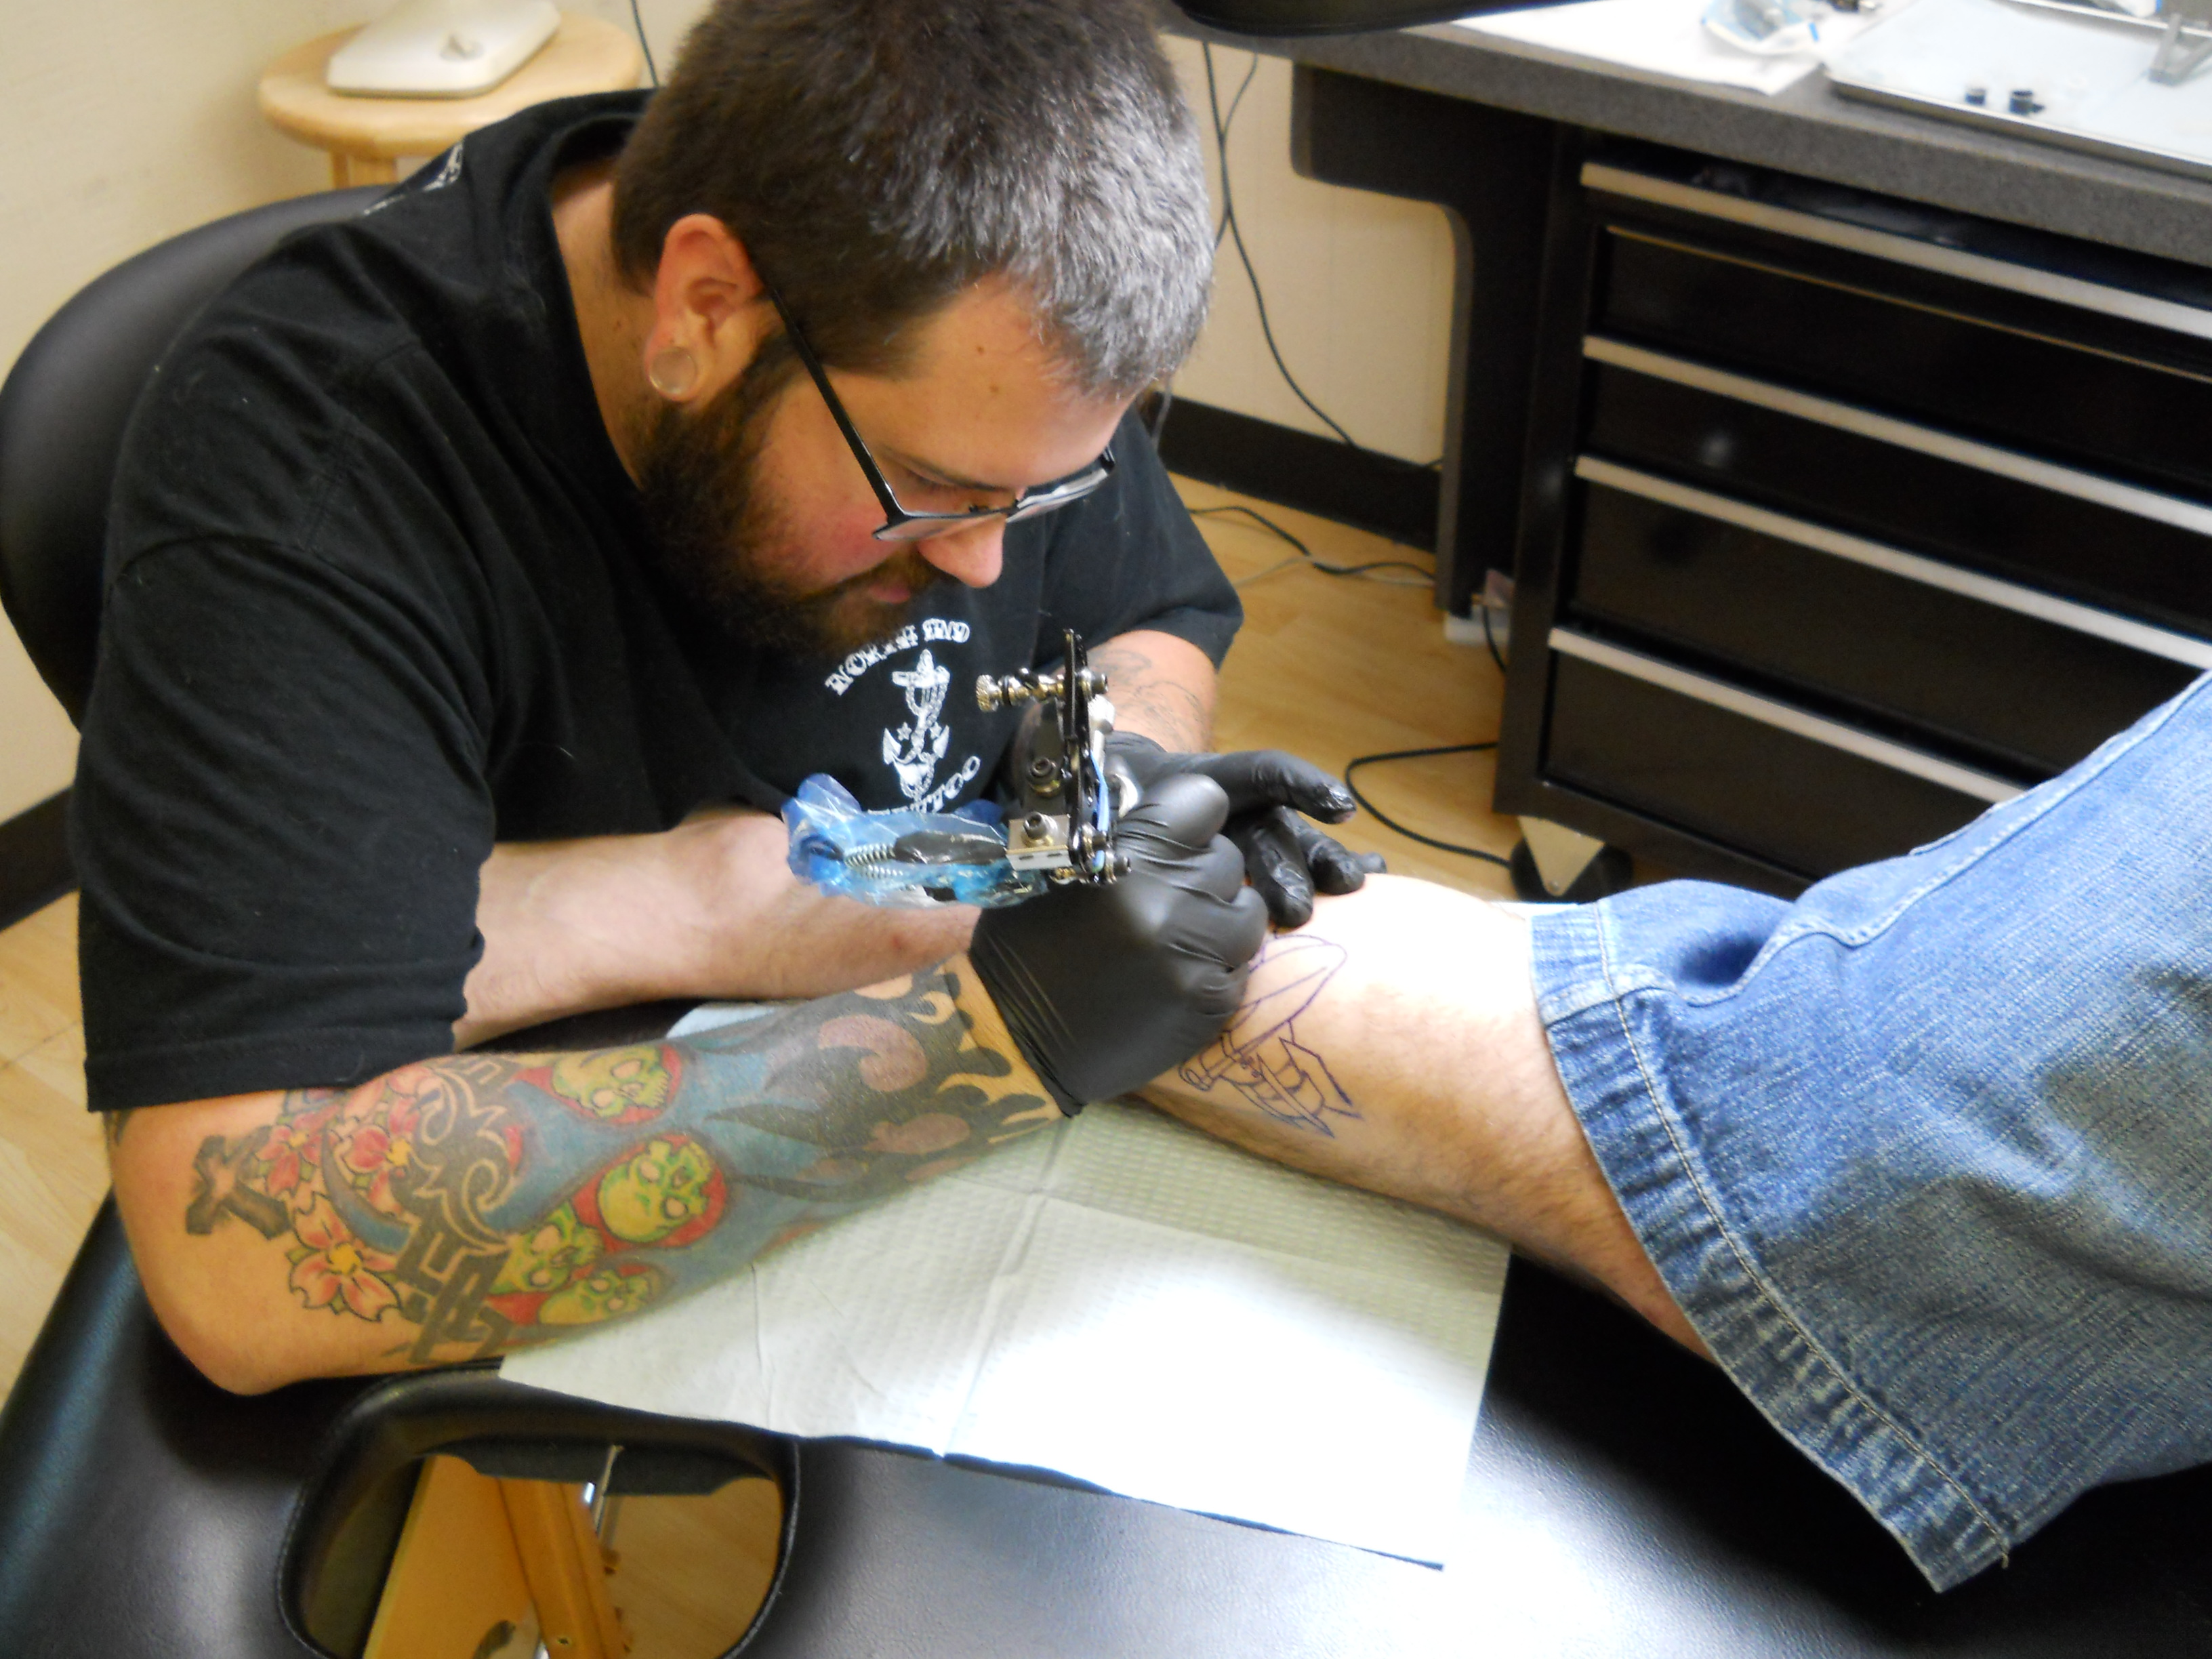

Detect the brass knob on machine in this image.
[975,672,1040,712]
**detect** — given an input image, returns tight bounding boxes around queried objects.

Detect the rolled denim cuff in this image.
[1530,904,2011,1590]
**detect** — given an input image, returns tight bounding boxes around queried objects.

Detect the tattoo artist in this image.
[80,0,1382,1393]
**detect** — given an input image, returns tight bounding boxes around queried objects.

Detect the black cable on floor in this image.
[1481,601,1509,672]
[1343,741,1511,865]
[1144,56,1255,452]
[630,0,659,85]
[1212,52,1260,251]
[1201,45,1437,478]
[1188,503,1431,581]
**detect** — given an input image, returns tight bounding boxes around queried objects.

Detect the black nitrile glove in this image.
[1104,732,1387,928]
[968,773,1269,1113]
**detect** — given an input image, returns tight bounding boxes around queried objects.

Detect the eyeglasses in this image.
[759,280,1115,543]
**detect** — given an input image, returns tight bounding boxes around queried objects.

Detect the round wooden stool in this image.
[259,13,645,189]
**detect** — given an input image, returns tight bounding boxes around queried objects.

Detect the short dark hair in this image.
[611,0,1211,397]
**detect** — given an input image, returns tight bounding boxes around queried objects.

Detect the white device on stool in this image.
[326,0,560,97]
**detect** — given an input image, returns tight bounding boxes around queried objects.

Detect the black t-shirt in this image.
[73,94,1240,1114]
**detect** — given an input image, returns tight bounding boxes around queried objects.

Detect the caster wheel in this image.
[1509,838,1632,904]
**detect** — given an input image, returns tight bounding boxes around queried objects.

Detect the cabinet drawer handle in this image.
[1574,455,2212,671]
[1585,334,2212,540]
[1549,628,2023,804]
[1581,161,2212,345]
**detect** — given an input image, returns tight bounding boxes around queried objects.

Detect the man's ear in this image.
[644,213,774,404]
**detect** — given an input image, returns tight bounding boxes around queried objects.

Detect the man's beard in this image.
[632,353,947,661]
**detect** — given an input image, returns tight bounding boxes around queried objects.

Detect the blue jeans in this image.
[1530,674,2212,1591]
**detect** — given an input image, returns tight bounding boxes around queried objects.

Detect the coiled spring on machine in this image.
[838,842,904,872]
[835,828,1010,872]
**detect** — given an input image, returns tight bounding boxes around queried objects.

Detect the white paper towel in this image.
[501,1036,1509,1565]
[1458,0,1902,96]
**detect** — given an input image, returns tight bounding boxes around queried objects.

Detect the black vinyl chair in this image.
[0,190,794,1658]
[5,191,2211,1659]
[0,188,383,722]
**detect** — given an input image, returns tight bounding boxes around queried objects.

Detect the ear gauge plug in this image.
[648,346,699,398]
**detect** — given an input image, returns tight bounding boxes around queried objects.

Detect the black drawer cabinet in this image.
[1498,144,2212,894]
[1570,467,2205,778]
[1595,226,2212,504]
[1545,643,2013,878]
[1582,352,2212,637]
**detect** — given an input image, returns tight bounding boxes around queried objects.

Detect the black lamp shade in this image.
[1174,0,1571,37]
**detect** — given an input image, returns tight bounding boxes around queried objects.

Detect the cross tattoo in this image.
[184,1134,292,1239]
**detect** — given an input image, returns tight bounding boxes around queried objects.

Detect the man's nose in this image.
[919,518,1005,588]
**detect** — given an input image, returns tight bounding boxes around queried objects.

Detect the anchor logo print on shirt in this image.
[884,649,954,804]
[823,620,984,812]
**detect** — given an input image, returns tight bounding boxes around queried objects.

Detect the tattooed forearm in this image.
[1168,934,1357,1135]
[1090,636,1212,752]
[179,966,1057,1366]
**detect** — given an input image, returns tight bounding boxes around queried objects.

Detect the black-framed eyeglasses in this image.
[760,280,1115,543]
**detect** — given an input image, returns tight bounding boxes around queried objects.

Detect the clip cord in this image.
[1059,629,1124,882]
[1061,630,1099,879]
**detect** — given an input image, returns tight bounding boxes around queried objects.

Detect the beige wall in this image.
[1162,39,1458,468]
[0,7,1449,829]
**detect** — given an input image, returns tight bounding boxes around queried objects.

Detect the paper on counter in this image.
[1826,0,2212,177]
[501,1021,1509,1565]
[1457,0,1900,96]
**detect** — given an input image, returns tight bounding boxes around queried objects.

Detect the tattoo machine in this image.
[783,630,1129,907]
[977,629,1131,887]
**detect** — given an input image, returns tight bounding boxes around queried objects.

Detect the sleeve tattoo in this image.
[180,967,1057,1365]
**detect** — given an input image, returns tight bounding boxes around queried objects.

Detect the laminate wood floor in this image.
[0,478,1515,1654]
[0,890,101,1399]
[1182,476,1519,895]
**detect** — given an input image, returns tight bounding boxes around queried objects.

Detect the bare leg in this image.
[1140,875,1706,1355]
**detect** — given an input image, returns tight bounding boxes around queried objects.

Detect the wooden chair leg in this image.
[363,1457,538,1659]
[329,152,398,189]
[502,1477,630,1658]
